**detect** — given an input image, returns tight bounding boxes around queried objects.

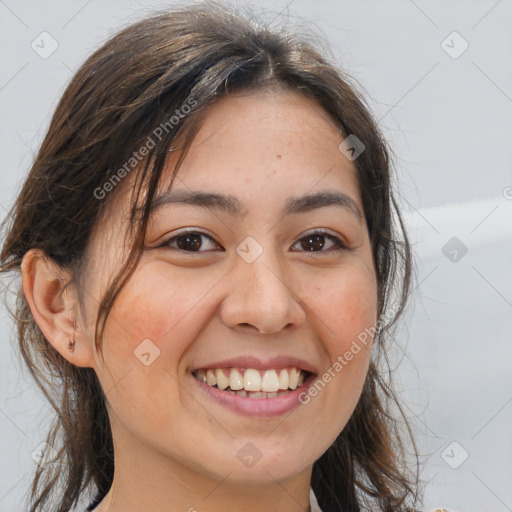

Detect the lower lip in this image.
[192,373,316,417]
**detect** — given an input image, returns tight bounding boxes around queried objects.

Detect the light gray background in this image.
[1,1,511,511]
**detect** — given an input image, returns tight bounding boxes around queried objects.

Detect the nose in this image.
[219,251,306,335]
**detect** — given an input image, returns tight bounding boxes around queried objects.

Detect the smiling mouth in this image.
[192,367,312,398]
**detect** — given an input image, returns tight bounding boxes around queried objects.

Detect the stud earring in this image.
[68,318,77,352]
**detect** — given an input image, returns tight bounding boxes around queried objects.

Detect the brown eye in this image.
[160,231,222,252]
[176,234,203,251]
[300,234,326,251]
[292,231,346,253]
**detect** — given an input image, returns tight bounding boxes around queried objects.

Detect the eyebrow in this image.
[285,190,363,220]
[149,189,363,221]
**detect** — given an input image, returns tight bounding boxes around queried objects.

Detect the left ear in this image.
[20,249,96,368]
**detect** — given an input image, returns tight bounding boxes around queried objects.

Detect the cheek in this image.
[305,260,378,348]
[99,263,221,369]
[301,259,377,406]
[94,265,221,433]
[289,261,377,455]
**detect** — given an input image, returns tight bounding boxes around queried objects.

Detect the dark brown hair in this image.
[0,3,419,511]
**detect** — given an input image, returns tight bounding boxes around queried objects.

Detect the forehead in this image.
[89,91,366,269]
[104,90,363,229]
[162,90,362,210]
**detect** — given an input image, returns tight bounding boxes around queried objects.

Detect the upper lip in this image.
[191,355,318,375]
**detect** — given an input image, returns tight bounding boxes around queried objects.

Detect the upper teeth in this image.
[194,367,306,392]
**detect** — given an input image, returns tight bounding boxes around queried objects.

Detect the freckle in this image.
[276,154,282,159]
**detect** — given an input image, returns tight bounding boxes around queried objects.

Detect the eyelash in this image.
[157,228,348,254]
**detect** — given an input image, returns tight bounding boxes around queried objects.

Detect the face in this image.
[80,90,378,487]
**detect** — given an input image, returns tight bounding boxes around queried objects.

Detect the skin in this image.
[21,90,378,512]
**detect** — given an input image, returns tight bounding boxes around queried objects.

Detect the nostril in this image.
[236,322,293,334]
[238,323,267,333]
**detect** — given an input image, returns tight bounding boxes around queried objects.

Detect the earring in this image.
[68,318,77,353]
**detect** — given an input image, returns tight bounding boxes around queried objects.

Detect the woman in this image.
[0,3,419,511]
